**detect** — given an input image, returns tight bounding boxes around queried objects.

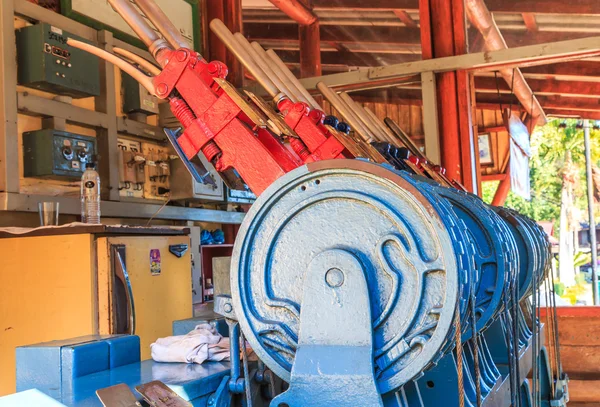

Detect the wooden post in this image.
[205,0,226,63]
[491,167,511,206]
[419,0,477,193]
[224,0,244,87]
[299,21,322,78]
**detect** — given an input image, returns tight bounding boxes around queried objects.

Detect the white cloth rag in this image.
[151,323,231,364]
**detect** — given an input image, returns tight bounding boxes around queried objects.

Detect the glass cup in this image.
[38,202,59,226]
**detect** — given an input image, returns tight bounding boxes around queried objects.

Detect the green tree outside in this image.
[482,120,600,234]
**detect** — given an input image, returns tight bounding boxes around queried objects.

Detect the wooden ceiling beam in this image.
[276,50,422,66]
[310,0,600,14]
[477,93,600,111]
[248,23,594,53]
[245,24,421,44]
[349,87,600,112]
[469,30,593,51]
[520,61,600,80]
[544,109,600,120]
[475,76,600,97]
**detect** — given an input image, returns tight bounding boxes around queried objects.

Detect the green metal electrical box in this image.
[16,23,100,98]
[122,72,159,115]
[23,129,96,179]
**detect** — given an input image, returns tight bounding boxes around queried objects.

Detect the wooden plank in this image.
[569,380,600,403]
[0,0,19,193]
[17,93,108,128]
[561,345,600,379]
[398,104,411,130]
[409,105,422,138]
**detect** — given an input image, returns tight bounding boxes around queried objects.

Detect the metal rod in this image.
[363,106,401,145]
[385,117,427,161]
[333,92,379,142]
[250,41,301,103]
[106,0,171,65]
[233,33,296,102]
[317,82,374,143]
[131,0,190,49]
[266,49,321,110]
[209,19,282,101]
[339,92,389,143]
[584,119,599,305]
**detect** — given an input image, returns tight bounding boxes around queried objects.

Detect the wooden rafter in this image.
[245,24,421,45]
[522,13,539,32]
[393,10,418,28]
[310,0,600,14]
[475,77,600,98]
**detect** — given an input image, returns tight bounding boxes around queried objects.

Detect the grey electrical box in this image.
[122,72,159,115]
[16,23,100,98]
[23,129,96,179]
[169,153,225,202]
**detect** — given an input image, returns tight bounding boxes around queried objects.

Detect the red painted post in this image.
[419,0,477,192]
[224,0,244,87]
[299,21,322,78]
[205,0,226,63]
[492,167,511,206]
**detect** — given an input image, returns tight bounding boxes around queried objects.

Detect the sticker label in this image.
[150,249,161,276]
[50,26,63,35]
[77,141,86,147]
[63,139,71,146]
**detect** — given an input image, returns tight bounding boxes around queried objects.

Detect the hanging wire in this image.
[494,71,504,113]
[508,68,517,116]
[455,308,466,407]
[471,290,482,407]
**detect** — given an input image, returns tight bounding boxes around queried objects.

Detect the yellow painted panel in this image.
[104,236,192,359]
[96,237,111,335]
[0,234,96,395]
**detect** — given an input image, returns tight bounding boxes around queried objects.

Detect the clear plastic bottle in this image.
[81,162,101,224]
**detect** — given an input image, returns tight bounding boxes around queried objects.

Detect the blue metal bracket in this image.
[270,249,383,407]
